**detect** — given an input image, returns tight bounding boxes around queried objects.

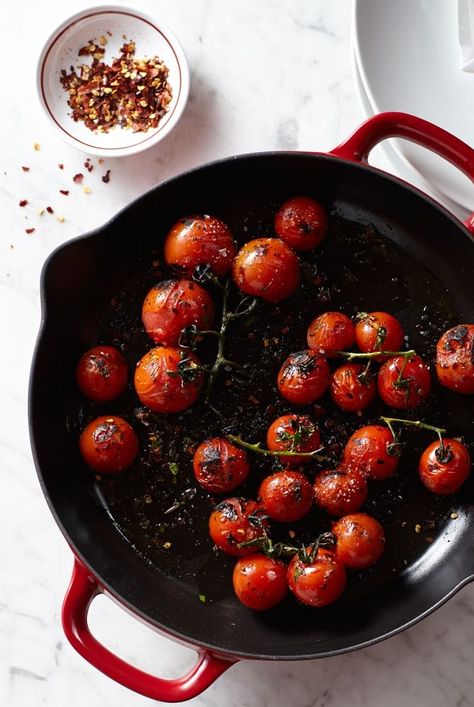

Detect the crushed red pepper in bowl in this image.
[60,39,173,134]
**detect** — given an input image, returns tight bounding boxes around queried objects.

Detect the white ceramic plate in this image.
[353,0,474,210]
[351,44,467,220]
[37,6,189,157]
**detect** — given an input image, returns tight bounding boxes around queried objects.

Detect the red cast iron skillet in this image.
[29,113,474,702]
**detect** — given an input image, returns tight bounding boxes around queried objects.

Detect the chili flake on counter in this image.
[60,39,172,133]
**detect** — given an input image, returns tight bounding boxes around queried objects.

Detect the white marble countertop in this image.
[2,1,474,705]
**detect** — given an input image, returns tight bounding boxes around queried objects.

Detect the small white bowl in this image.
[37,5,190,157]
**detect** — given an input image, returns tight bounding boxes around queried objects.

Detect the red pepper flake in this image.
[58,163,64,170]
[102,169,111,183]
[25,228,35,234]
[84,159,93,173]
[73,173,84,184]
[21,166,30,172]
[46,206,54,214]
[19,199,28,207]
[59,189,70,196]
[59,39,172,133]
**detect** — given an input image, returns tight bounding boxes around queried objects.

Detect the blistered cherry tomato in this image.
[142,279,214,346]
[164,215,236,278]
[274,196,327,251]
[134,346,203,414]
[419,438,471,494]
[378,354,431,409]
[277,350,330,404]
[266,414,321,467]
[313,468,367,516]
[332,513,385,569]
[232,238,300,303]
[436,325,474,395]
[306,311,355,357]
[233,554,288,611]
[355,312,404,359]
[258,470,313,522]
[193,438,249,493]
[76,346,128,402]
[287,548,346,607]
[209,498,269,556]
[342,425,400,480]
[330,363,376,412]
[79,415,139,473]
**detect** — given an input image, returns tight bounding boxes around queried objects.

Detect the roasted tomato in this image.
[306,311,355,357]
[330,363,376,412]
[232,238,300,303]
[355,311,404,358]
[164,214,236,278]
[134,346,203,414]
[193,438,249,493]
[332,513,385,569]
[287,548,346,607]
[258,470,313,522]
[342,425,400,480]
[233,554,288,610]
[378,354,431,409]
[79,415,139,473]
[419,438,471,494]
[313,468,368,516]
[76,345,128,402]
[142,279,214,346]
[274,196,327,251]
[277,350,330,404]
[266,414,321,467]
[435,324,474,394]
[208,498,269,556]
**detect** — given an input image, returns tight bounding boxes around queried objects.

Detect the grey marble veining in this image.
[1,0,472,705]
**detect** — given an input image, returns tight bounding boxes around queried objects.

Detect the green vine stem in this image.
[380,416,447,447]
[238,531,336,563]
[204,281,258,401]
[336,349,416,361]
[227,434,333,463]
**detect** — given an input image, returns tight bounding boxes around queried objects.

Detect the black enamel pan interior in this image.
[30,145,474,662]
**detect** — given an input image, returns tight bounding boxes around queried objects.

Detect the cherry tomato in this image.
[193,438,249,493]
[330,363,376,412]
[436,324,474,395]
[419,438,471,495]
[233,554,288,611]
[79,415,139,473]
[287,548,346,607]
[342,425,400,480]
[332,513,385,569]
[134,346,203,414]
[277,350,330,405]
[378,354,431,409]
[258,470,313,522]
[306,311,355,357]
[76,345,128,402]
[274,196,327,251]
[208,498,269,556]
[355,311,404,359]
[164,215,236,278]
[313,467,367,516]
[266,414,321,467]
[232,238,300,303]
[142,279,214,347]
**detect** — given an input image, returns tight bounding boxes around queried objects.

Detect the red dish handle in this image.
[330,111,474,231]
[62,560,235,702]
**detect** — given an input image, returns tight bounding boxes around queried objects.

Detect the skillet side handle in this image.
[62,560,235,703]
[330,111,474,232]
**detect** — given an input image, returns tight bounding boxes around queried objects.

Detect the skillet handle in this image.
[330,111,474,231]
[62,560,235,702]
